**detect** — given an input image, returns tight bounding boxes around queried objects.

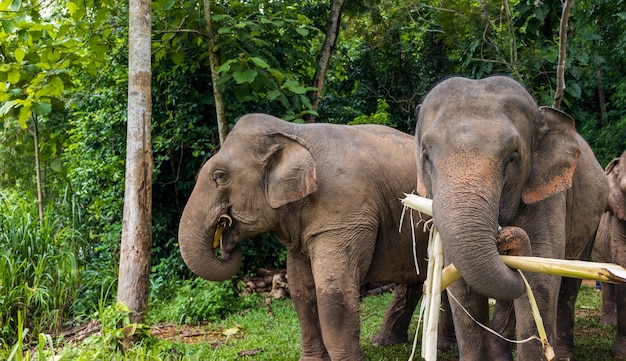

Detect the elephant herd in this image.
[178,76,625,361]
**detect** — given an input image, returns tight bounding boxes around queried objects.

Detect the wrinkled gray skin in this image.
[178,114,431,360]
[592,150,626,359]
[414,76,608,360]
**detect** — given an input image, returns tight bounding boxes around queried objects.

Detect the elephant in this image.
[413,76,608,360]
[178,113,432,360]
[592,150,626,359]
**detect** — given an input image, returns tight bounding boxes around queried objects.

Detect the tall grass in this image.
[0,191,85,348]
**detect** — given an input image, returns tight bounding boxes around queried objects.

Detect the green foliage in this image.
[148,278,258,325]
[62,67,127,314]
[320,0,451,132]
[0,191,84,347]
[152,0,321,121]
[349,99,392,126]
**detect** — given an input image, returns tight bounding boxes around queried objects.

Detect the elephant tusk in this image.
[213,214,233,250]
[213,225,224,249]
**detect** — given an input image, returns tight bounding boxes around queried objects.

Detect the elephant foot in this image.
[436,334,457,353]
[612,336,626,360]
[371,331,406,347]
[299,356,331,361]
[554,344,576,361]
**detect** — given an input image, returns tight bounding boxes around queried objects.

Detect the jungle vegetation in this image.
[1,0,625,357]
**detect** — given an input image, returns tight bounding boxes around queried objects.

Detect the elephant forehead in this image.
[422,115,522,155]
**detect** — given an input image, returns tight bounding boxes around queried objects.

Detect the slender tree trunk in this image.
[117,0,153,327]
[553,0,574,109]
[31,115,44,224]
[204,0,228,146]
[596,69,608,126]
[305,0,345,123]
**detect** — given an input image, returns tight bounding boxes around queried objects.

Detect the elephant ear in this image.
[414,105,428,197]
[606,156,626,220]
[264,133,317,209]
[522,106,581,204]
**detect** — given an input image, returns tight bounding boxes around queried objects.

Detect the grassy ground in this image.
[52,284,614,360]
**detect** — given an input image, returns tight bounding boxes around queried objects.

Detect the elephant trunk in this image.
[178,207,243,281]
[432,186,526,301]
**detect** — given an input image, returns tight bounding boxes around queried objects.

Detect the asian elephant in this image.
[413,76,608,360]
[592,150,626,359]
[178,113,431,360]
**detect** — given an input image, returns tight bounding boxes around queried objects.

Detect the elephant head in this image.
[415,76,581,300]
[606,150,626,221]
[178,114,317,281]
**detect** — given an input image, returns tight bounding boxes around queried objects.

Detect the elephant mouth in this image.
[213,214,233,254]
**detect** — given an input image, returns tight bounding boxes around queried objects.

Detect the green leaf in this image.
[296,27,309,36]
[10,0,21,11]
[267,89,281,100]
[68,1,78,15]
[215,63,231,74]
[171,49,185,64]
[0,100,18,115]
[232,69,258,84]
[18,106,31,128]
[31,101,52,116]
[8,69,20,84]
[250,57,270,69]
[14,48,25,63]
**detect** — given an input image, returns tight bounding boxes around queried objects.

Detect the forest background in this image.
[1,0,626,356]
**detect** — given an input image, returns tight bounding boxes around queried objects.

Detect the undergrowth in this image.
[0,191,84,348]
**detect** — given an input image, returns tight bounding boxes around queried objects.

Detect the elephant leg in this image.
[287,253,330,361]
[489,300,515,361]
[447,278,491,360]
[311,244,365,361]
[612,283,626,359]
[554,276,582,361]
[611,216,626,359]
[437,290,457,353]
[371,283,422,347]
[601,282,617,326]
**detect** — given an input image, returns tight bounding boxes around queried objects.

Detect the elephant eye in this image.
[213,170,228,185]
[506,152,519,165]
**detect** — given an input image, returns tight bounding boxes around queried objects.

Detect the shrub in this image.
[148,278,259,325]
[0,191,85,347]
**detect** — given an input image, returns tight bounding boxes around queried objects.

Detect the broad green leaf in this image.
[31,101,52,116]
[0,100,18,115]
[10,0,21,11]
[2,19,17,33]
[250,57,270,69]
[68,1,78,15]
[217,26,231,34]
[14,48,25,63]
[18,105,31,128]
[267,89,281,100]
[158,0,175,10]
[8,69,20,84]
[232,69,258,84]
[296,27,309,36]
[215,63,231,74]
[171,49,185,64]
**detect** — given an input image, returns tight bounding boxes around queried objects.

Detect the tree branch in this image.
[553,0,574,109]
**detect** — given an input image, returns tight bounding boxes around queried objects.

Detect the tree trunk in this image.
[31,115,44,224]
[305,0,345,123]
[117,0,153,327]
[204,0,228,146]
[596,69,608,126]
[553,0,574,109]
